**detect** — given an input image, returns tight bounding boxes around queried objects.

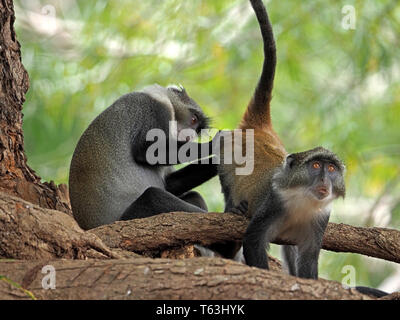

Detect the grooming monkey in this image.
[69,84,221,230]
[215,0,345,279]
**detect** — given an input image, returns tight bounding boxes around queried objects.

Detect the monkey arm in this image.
[120,187,208,220]
[296,213,330,279]
[133,135,217,166]
[164,160,218,196]
[243,192,284,269]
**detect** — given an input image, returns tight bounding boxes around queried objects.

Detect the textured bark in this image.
[160,245,282,272]
[91,212,400,263]
[1,186,399,265]
[0,0,397,301]
[379,292,400,300]
[0,258,372,300]
[91,212,248,253]
[0,192,117,260]
[0,0,71,214]
[323,223,400,263]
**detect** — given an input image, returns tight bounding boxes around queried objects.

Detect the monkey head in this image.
[273,146,346,203]
[166,85,210,141]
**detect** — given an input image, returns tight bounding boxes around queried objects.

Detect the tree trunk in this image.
[0,0,70,214]
[0,191,118,260]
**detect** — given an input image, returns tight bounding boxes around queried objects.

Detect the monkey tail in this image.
[241,0,276,128]
[355,286,388,298]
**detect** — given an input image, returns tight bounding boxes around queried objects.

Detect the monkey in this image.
[243,147,345,278]
[69,84,222,230]
[210,0,346,276]
[212,0,389,297]
[215,0,389,297]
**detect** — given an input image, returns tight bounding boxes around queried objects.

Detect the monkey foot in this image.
[230,200,250,218]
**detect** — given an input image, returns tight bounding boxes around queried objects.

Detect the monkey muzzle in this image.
[313,185,331,200]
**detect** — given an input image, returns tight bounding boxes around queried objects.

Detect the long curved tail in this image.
[241,0,276,128]
[355,286,388,298]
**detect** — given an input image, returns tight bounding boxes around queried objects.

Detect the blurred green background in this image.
[14,0,400,292]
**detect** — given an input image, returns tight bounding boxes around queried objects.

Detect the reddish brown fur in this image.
[239,96,272,128]
[218,0,286,218]
[220,98,286,216]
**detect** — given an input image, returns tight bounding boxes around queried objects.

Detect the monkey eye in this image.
[327,164,336,172]
[191,115,198,125]
[312,162,321,169]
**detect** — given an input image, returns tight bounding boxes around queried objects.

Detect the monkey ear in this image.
[178,83,186,92]
[167,84,185,94]
[285,154,295,168]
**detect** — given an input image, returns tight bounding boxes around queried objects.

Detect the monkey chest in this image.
[276,192,328,242]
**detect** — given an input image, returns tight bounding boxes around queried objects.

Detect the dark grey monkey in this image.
[69,84,219,230]
[243,147,345,278]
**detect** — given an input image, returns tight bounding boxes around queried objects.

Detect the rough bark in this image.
[0,191,117,260]
[322,222,400,263]
[0,0,71,214]
[160,244,282,272]
[0,258,372,300]
[1,189,399,266]
[91,211,248,253]
[0,191,282,271]
[0,0,397,301]
[379,292,400,300]
[91,211,400,263]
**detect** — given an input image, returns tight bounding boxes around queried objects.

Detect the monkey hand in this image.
[230,200,250,218]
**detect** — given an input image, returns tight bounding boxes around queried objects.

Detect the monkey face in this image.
[167,85,210,140]
[306,160,336,201]
[274,147,346,200]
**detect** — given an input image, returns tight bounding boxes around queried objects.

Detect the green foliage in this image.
[15,0,400,289]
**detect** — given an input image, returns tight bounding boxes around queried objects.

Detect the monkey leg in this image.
[206,241,242,260]
[120,187,207,220]
[242,193,284,269]
[281,245,298,276]
[243,216,272,269]
[180,191,243,259]
[200,200,248,259]
[179,191,208,211]
[296,215,329,279]
[296,242,321,279]
[165,161,218,196]
[227,200,249,217]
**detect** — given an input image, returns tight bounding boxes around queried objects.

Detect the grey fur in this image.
[243,147,346,279]
[69,84,211,229]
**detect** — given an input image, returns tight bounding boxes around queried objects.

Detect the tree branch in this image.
[322,222,400,263]
[0,258,372,300]
[1,189,399,265]
[0,192,118,260]
[91,212,400,263]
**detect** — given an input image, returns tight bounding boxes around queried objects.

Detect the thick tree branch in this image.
[91,212,400,263]
[1,190,399,265]
[0,258,372,300]
[0,192,118,260]
[322,222,400,263]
